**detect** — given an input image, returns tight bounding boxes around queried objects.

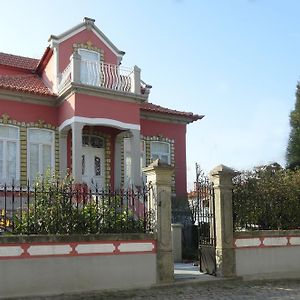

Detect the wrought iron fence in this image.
[0,182,153,235]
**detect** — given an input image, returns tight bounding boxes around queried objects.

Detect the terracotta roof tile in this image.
[0,74,54,96]
[0,52,39,71]
[141,102,203,122]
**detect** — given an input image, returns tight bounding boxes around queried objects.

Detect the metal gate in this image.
[196,170,216,276]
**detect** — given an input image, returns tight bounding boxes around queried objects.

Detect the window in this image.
[150,141,170,164]
[0,125,19,183]
[82,135,104,148]
[78,49,101,86]
[124,139,146,186]
[28,129,54,181]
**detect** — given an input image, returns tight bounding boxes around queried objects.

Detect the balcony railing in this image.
[58,52,149,97]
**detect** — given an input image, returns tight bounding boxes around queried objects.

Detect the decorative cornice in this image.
[0,115,57,130]
[73,42,104,61]
[58,82,147,104]
[0,89,58,107]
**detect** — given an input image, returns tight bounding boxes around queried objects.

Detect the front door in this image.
[82,147,105,190]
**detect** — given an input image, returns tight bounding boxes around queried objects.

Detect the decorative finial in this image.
[1,113,10,124]
[37,119,45,128]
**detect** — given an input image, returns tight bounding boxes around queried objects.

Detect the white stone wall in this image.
[0,239,157,299]
[234,234,300,279]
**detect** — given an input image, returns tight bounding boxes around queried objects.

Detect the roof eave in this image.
[35,47,53,75]
[48,17,125,57]
[140,110,204,124]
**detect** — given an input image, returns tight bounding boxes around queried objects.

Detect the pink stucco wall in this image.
[58,94,76,125]
[0,98,58,126]
[41,54,55,91]
[74,94,140,125]
[58,28,119,73]
[141,118,187,197]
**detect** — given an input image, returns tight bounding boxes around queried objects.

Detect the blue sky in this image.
[1,0,299,189]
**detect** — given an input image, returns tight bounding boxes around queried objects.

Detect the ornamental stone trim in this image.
[73,42,104,61]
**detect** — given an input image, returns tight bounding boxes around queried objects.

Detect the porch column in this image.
[130,129,141,186]
[71,122,84,183]
[59,131,68,178]
[114,132,124,189]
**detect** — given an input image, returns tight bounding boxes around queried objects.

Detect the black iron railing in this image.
[0,182,153,235]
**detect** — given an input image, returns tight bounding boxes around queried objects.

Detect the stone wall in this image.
[0,234,156,299]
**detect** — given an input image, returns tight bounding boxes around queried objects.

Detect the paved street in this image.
[26,278,300,300]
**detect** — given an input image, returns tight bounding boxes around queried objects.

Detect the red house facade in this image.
[0,18,202,197]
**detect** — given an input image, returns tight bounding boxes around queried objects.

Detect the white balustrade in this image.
[58,60,135,93]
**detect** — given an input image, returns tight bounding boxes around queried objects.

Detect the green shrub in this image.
[233,164,300,231]
[13,172,151,235]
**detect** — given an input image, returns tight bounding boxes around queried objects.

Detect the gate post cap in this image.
[210,165,237,177]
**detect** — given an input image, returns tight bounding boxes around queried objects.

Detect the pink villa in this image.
[0,17,202,197]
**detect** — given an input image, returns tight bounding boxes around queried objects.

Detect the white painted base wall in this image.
[0,253,156,298]
[235,246,300,279]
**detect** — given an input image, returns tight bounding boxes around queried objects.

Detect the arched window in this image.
[0,125,19,183]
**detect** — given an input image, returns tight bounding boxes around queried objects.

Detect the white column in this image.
[130,129,141,186]
[70,50,81,84]
[71,122,84,183]
[130,65,141,94]
[59,131,68,178]
[114,133,123,189]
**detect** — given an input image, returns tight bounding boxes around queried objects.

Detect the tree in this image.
[286,82,300,169]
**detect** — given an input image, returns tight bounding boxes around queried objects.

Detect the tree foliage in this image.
[286,82,300,168]
[233,163,300,231]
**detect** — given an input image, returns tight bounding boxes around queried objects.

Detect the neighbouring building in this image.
[0,17,202,197]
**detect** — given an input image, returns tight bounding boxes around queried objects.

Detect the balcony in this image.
[58,51,150,98]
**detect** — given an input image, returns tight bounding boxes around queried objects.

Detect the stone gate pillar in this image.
[143,159,174,283]
[209,164,236,277]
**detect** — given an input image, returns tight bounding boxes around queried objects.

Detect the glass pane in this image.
[30,144,39,180]
[124,156,131,186]
[160,155,169,164]
[42,144,52,175]
[7,142,16,180]
[91,136,104,148]
[79,49,100,61]
[94,156,101,176]
[152,142,169,153]
[0,125,18,139]
[124,138,131,152]
[29,129,53,144]
[151,154,159,161]
[82,155,85,175]
[82,135,89,146]
[0,141,3,179]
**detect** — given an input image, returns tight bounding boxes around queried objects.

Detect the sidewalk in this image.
[174,262,219,282]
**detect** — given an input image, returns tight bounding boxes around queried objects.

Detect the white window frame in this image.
[150,141,171,164]
[27,128,55,181]
[0,125,20,184]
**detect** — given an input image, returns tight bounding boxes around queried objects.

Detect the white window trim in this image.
[150,141,171,164]
[78,48,101,61]
[27,128,55,180]
[0,125,20,184]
